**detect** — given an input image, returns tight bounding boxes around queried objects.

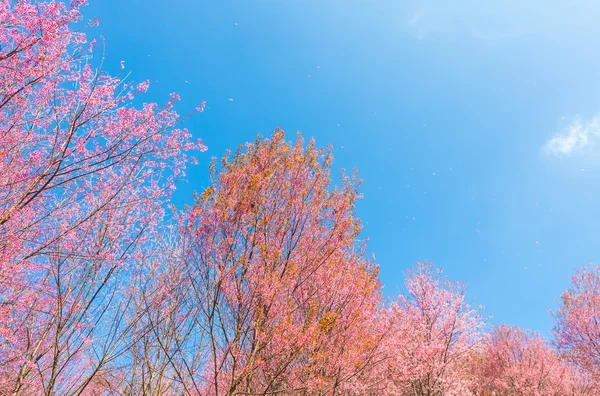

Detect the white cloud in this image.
[543,116,600,157]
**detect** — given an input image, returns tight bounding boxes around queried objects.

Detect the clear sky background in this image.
[84,0,600,336]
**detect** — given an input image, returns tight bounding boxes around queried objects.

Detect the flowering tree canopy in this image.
[0,0,204,393]
[471,325,590,395]
[146,131,385,394]
[554,264,600,386]
[381,262,484,395]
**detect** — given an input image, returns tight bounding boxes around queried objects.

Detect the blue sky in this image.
[84,0,600,336]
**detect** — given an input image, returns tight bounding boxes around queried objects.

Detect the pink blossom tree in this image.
[470,324,593,396]
[382,262,484,395]
[553,264,600,386]
[0,1,204,393]
[144,131,386,395]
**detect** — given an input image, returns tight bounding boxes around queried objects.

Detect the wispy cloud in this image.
[543,116,600,157]
[404,1,597,41]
